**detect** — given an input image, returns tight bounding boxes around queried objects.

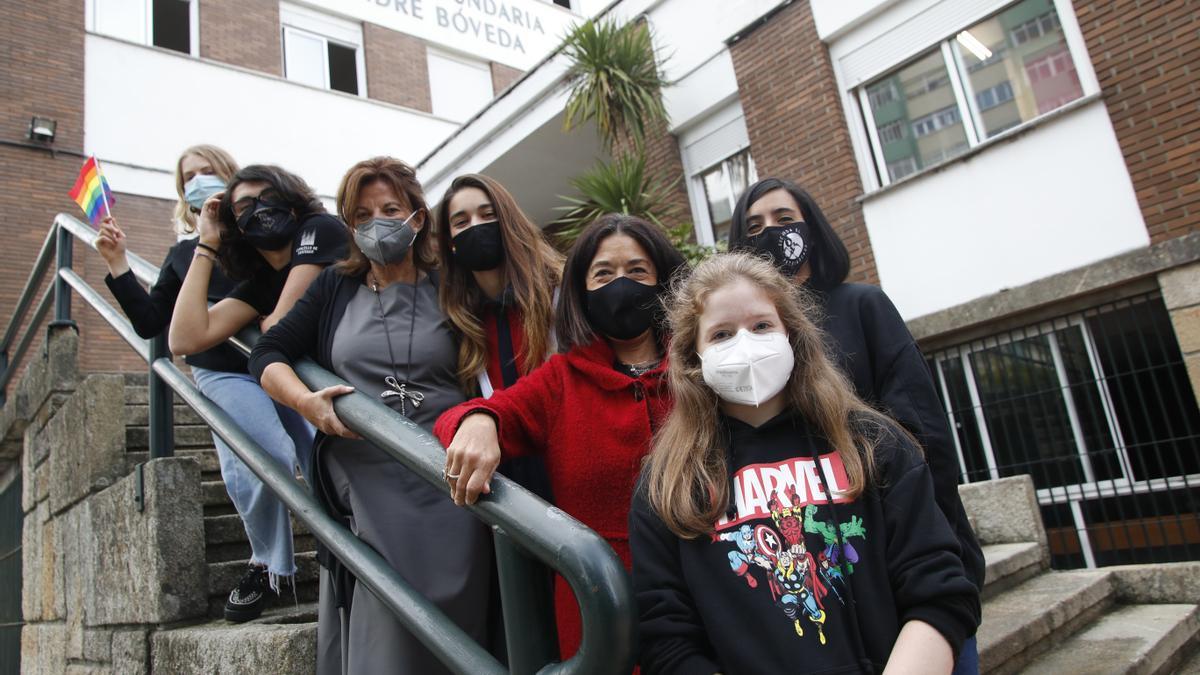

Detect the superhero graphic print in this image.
[714,452,867,645]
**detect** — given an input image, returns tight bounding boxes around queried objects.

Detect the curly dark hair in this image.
[555,213,687,352]
[215,165,326,281]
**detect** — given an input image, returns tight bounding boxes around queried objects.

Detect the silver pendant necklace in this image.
[371,273,425,416]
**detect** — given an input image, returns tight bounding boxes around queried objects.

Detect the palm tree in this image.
[561,18,669,152]
[550,154,681,246]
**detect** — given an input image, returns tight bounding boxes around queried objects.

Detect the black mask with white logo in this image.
[746,221,811,277]
[236,198,299,251]
[451,220,505,271]
[585,276,659,341]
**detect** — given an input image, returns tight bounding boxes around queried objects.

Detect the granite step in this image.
[981,542,1045,601]
[1016,603,1200,675]
[151,604,318,673]
[979,569,1114,674]
[204,513,312,547]
[207,551,320,600]
[124,402,206,426]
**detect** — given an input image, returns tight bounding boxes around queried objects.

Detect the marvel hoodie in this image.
[629,411,980,674]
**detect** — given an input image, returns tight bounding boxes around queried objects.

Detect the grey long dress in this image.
[316,276,493,675]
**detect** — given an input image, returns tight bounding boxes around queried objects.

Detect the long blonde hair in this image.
[434,174,563,391]
[173,145,239,234]
[646,253,897,539]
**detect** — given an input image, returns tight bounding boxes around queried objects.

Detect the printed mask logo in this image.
[780,229,806,261]
[714,453,867,646]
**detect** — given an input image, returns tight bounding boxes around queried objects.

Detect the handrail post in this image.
[49,225,77,332]
[148,334,174,459]
[493,528,559,674]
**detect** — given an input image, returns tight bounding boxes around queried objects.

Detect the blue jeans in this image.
[192,367,315,582]
[953,636,979,675]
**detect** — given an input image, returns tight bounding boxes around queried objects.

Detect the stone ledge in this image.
[909,232,1200,345]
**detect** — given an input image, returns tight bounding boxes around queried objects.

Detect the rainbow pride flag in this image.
[68,156,115,224]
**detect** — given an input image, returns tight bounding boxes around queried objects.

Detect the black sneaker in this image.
[224,565,273,623]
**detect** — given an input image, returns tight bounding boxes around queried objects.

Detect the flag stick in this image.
[94,156,113,219]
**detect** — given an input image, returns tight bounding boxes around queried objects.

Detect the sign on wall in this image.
[303,0,579,70]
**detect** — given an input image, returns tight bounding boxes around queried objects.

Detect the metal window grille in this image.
[0,476,22,673]
[926,292,1200,569]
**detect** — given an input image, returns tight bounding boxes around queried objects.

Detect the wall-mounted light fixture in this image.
[29,116,57,143]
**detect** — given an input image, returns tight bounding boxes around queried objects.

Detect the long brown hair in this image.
[173,144,238,234]
[645,253,898,539]
[335,157,436,276]
[435,174,563,390]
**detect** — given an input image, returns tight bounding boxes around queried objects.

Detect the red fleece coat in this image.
[435,337,671,660]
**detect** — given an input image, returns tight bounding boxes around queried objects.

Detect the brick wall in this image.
[612,114,692,234]
[0,0,84,150]
[1074,0,1199,244]
[363,23,432,113]
[199,0,282,76]
[727,2,877,284]
[490,62,524,95]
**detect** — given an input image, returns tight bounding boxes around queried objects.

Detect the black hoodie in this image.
[629,411,980,675]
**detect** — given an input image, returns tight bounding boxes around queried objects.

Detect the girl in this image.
[97,146,312,623]
[169,164,347,619]
[250,157,494,674]
[436,213,687,660]
[728,178,985,670]
[630,253,980,674]
[435,173,562,501]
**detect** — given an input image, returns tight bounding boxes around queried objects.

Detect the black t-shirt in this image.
[105,237,248,373]
[227,213,348,316]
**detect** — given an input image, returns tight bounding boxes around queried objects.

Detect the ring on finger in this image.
[442,468,461,482]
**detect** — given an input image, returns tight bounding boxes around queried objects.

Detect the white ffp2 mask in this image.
[700,329,794,407]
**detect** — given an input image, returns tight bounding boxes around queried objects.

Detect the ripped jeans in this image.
[192,367,315,584]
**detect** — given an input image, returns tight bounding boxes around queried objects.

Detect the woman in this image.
[249,157,494,674]
[435,213,687,659]
[630,253,980,674]
[435,173,562,501]
[169,164,347,618]
[97,146,313,623]
[728,178,985,672]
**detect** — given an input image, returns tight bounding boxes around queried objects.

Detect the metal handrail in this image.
[1,213,635,675]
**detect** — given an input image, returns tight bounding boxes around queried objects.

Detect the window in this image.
[859,0,1086,186]
[877,120,906,144]
[89,0,196,55]
[976,81,1014,110]
[929,294,1200,569]
[1010,10,1061,45]
[281,3,366,95]
[887,157,919,181]
[427,51,494,123]
[699,149,757,245]
[867,81,897,109]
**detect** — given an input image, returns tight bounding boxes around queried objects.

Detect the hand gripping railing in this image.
[0,213,636,675]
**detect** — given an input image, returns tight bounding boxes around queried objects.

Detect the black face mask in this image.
[236,197,299,251]
[451,221,504,271]
[585,276,659,341]
[746,221,812,277]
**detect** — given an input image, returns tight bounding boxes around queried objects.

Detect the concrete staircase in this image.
[121,373,321,619]
[963,476,1200,674]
